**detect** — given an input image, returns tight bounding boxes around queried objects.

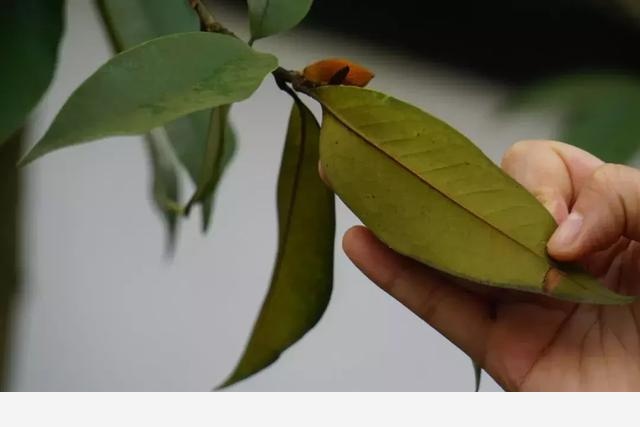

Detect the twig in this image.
[188,0,237,37]
[272,67,317,97]
[187,2,316,99]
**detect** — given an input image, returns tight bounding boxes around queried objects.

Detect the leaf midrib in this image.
[321,102,544,258]
[318,99,602,294]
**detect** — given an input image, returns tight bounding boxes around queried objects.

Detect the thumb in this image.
[547,164,640,261]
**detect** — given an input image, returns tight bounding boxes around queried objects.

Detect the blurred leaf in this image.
[0,0,64,145]
[508,74,640,163]
[98,0,192,243]
[562,90,640,163]
[315,86,632,304]
[146,134,180,250]
[508,74,640,110]
[171,109,237,231]
[220,100,335,388]
[247,0,314,42]
[98,0,238,237]
[185,107,231,213]
[97,0,198,48]
[0,131,21,388]
[21,32,277,164]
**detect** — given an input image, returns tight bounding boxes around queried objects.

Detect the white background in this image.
[7,0,561,391]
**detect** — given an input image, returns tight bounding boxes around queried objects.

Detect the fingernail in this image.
[550,212,583,248]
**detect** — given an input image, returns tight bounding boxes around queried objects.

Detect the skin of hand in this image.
[335,140,640,391]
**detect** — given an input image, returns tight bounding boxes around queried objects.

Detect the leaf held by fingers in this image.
[314,86,634,305]
[219,100,335,388]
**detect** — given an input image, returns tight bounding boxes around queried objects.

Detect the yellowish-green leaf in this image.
[315,86,633,305]
[21,32,277,164]
[247,0,314,42]
[220,100,335,388]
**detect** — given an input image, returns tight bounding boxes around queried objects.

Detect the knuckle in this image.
[501,140,535,168]
[590,164,624,192]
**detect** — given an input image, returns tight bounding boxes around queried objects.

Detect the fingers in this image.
[548,164,640,261]
[343,225,493,364]
[501,140,604,223]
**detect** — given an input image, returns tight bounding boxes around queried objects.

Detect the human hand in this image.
[340,140,640,391]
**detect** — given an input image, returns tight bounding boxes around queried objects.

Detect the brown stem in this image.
[187,3,316,100]
[272,67,317,97]
[188,0,237,37]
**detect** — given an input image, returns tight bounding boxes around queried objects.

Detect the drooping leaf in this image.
[314,86,633,304]
[508,74,640,164]
[98,0,238,235]
[0,0,64,145]
[21,32,277,164]
[220,100,335,388]
[98,0,193,243]
[0,131,21,388]
[184,106,232,213]
[146,134,181,250]
[247,0,314,42]
[171,109,237,231]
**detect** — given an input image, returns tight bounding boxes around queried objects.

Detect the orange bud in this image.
[303,58,375,87]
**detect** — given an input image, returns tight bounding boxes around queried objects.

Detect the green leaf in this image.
[220,100,335,388]
[184,106,232,214]
[508,74,640,164]
[0,0,64,145]
[247,0,314,42]
[146,134,180,250]
[561,90,640,164]
[170,109,237,231]
[508,74,640,111]
[315,86,634,305]
[98,0,193,244]
[97,0,199,49]
[98,0,238,234]
[21,32,278,164]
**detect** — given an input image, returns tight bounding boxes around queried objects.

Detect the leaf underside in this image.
[219,100,335,388]
[315,86,633,305]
